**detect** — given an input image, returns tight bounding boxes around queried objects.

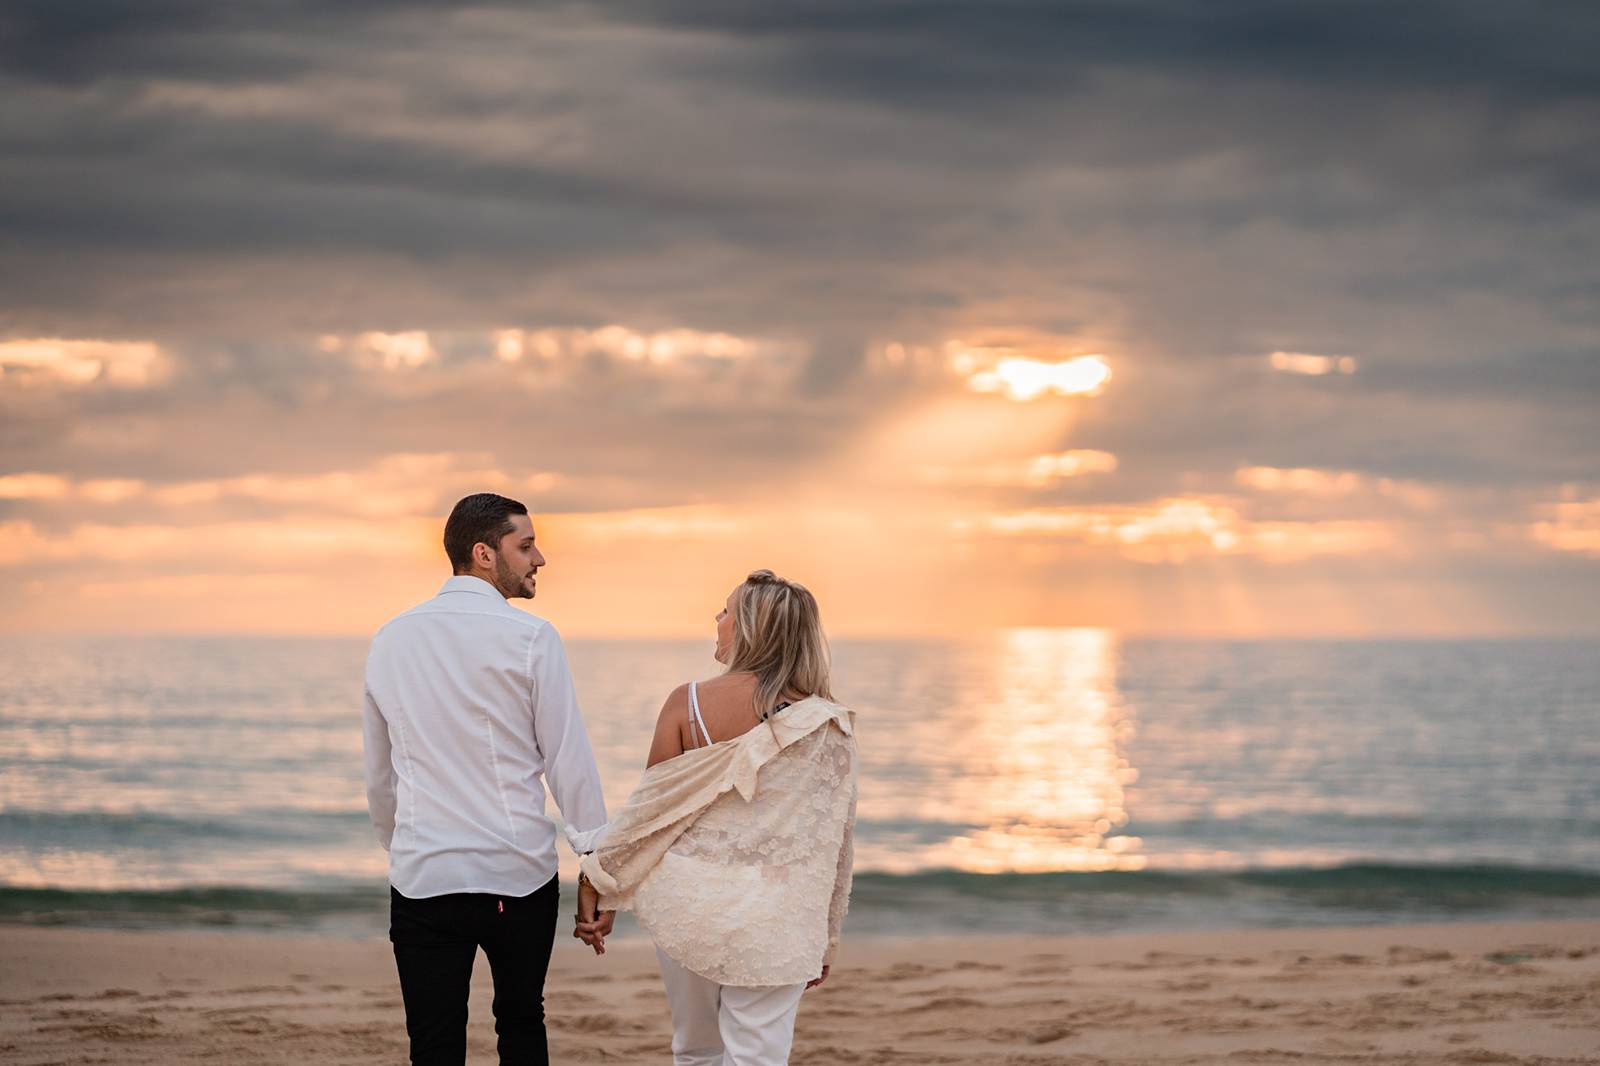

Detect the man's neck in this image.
[454,572,509,599]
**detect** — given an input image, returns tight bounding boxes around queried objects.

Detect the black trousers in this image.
[389,876,560,1066]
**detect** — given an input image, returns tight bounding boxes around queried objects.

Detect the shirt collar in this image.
[438,574,506,600]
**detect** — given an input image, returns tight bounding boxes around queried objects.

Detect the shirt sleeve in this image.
[362,682,397,852]
[528,623,608,845]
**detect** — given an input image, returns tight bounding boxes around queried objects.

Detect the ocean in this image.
[1,631,1596,938]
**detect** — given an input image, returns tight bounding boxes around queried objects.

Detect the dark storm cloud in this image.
[629,0,1600,99]
[0,0,491,84]
[0,150,712,256]
[4,0,1595,255]
[12,0,1598,97]
[1356,348,1600,400]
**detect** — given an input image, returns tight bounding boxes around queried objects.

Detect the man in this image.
[363,492,609,1065]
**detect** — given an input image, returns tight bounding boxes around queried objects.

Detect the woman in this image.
[569,569,857,1066]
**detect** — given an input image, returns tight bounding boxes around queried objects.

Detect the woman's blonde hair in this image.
[724,569,832,717]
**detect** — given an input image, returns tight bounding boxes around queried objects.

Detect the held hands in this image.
[573,877,615,955]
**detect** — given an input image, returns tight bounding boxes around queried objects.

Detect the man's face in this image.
[490,513,544,599]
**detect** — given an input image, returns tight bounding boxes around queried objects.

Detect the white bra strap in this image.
[688,681,712,748]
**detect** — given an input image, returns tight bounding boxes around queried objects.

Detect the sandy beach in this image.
[3,919,1596,1064]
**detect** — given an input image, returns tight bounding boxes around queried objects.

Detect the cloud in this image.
[3,0,1596,344]
[0,1,1596,634]
[1268,351,1357,376]
[0,339,165,387]
[615,2,1600,106]
[1529,495,1600,556]
[1235,466,1362,495]
[964,355,1112,401]
[919,450,1119,490]
[960,496,1399,564]
[0,453,559,521]
[489,325,776,366]
[1229,466,1443,506]
[545,505,747,543]
[0,473,72,499]
[0,516,434,568]
[320,331,436,371]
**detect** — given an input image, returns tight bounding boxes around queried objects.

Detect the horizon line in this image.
[4,625,1597,643]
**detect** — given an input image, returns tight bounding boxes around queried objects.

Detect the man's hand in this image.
[806,965,830,990]
[575,909,615,951]
[573,878,614,955]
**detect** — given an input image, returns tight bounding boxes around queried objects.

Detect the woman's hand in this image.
[573,878,613,955]
[805,965,829,990]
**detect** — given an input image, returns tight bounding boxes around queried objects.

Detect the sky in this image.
[1,1,1597,637]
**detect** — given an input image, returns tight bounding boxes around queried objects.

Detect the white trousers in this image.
[656,947,806,1066]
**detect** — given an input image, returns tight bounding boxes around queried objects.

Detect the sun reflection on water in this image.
[924,627,1143,872]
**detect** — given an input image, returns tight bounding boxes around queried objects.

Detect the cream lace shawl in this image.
[571,696,857,986]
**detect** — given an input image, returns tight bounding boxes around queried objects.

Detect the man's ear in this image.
[473,541,494,569]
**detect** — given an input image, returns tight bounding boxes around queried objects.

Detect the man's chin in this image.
[497,579,534,600]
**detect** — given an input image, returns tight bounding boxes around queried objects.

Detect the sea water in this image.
[1,631,1596,937]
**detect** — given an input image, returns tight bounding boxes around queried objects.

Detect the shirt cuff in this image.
[563,821,609,855]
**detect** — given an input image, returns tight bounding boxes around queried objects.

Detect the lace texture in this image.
[578,698,858,986]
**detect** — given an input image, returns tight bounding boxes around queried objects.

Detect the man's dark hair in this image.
[444,493,529,573]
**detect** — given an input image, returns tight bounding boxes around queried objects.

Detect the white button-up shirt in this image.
[362,575,607,899]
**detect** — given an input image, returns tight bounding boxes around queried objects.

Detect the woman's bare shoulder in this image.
[646,684,694,768]
[658,682,692,717]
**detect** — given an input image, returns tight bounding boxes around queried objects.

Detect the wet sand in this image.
[3,919,1597,1064]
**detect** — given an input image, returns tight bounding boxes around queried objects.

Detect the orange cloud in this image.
[1530,496,1600,555]
[0,454,556,518]
[0,473,73,499]
[0,517,437,568]
[492,325,765,365]
[963,496,1397,563]
[1234,466,1440,510]
[919,450,1119,489]
[319,331,436,370]
[961,352,1112,400]
[157,453,517,516]
[1235,465,1363,494]
[0,520,185,566]
[1268,350,1357,376]
[0,339,165,387]
[543,505,747,543]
